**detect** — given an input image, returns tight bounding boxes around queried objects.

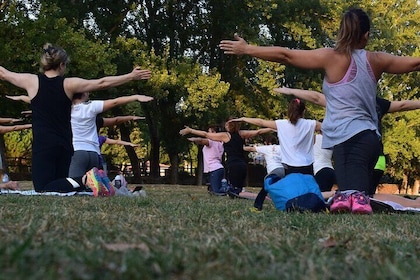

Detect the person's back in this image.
[223,131,245,165]
[71,98,103,155]
[255,144,282,174]
[322,49,378,149]
[31,74,73,189]
[313,134,333,175]
[32,74,72,154]
[202,139,224,173]
[276,118,316,168]
[313,133,336,192]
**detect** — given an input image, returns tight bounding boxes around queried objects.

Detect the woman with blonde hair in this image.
[0,43,151,195]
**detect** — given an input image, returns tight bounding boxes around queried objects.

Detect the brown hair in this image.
[40,43,70,72]
[288,98,305,125]
[208,124,221,133]
[335,8,370,54]
[264,134,278,145]
[224,116,241,133]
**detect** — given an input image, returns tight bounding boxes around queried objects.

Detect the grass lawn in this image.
[1,182,419,280]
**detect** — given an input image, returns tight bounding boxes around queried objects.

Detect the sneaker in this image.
[227,187,242,199]
[351,192,372,214]
[209,191,227,196]
[98,169,116,196]
[85,167,109,197]
[249,207,262,213]
[330,191,352,213]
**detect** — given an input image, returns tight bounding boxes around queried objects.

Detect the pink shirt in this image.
[202,139,224,173]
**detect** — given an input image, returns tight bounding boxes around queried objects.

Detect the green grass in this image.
[1,184,419,280]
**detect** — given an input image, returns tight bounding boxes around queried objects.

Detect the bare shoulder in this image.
[63,77,90,95]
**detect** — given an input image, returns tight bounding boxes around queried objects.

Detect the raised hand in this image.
[179,126,192,136]
[273,87,293,95]
[136,95,154,102]
[219,33,248,55]
[131,67,152,80]
[227,117,244,123]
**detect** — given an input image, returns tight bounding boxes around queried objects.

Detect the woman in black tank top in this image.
[0,43,151,195]
[180,117,274,197]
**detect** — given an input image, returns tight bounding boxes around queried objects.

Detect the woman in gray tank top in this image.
[220,8,420,214]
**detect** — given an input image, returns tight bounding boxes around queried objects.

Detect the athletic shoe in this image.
[85,167,109,197]
[98,169,116,196]
[227,187,242,199]
[209,191,227,196]
[249,207,262,213]
[330,191,352,213]
[351,191,373,214]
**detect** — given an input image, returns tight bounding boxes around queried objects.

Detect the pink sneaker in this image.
[351,192,372,214]
[330,192,352,213]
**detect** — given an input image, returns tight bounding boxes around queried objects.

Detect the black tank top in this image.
[31,74,73,152]
[223,132,246,165]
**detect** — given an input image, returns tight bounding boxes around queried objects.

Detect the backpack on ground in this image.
[264,173,326,212]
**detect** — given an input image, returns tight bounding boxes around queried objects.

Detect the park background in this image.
[1,0,420,194]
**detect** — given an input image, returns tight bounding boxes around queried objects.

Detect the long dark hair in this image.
[224,116,241,133]
[288,98,305,125]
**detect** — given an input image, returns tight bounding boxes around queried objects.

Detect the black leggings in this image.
[32,146,84,192]
[226,162,247,190]
[315,167,337,192]
[333,130,380,193]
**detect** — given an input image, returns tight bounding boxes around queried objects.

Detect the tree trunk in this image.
[401,173,408,194]
[169,152,178,184]
[196,148,203,186]
[144,105,160,178]
[412,179,419,196]
[0,134,8,172]
[118,123,141,182]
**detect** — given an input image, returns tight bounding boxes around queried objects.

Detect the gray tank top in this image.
[321,49,379,149]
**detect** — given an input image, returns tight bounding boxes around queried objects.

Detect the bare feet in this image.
[0,181,20,190]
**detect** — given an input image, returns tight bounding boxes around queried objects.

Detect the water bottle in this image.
[2,173,9,183]
[114,174,122,189]
[221,178,228,192]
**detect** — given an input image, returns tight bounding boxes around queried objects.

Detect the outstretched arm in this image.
[0,66,38,97]
[0,124,32,134]
[64,67,152,96]
[104,138,139,147]
[6,95,31,104]
[243,146,257,152]
[370,52,420,78]
[0,117,23,124]
[219,34,329,70]
[388,100,420,113]
[102,116,145,127]
[229,117,277,129]
[274,87,326,107]
[240,127,275,139]
[179,126,230,142]
[102,94,153,112]
[187,137,210,146]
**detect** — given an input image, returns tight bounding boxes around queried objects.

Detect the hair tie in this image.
[295,98,301,105]
[43,46,54,55]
